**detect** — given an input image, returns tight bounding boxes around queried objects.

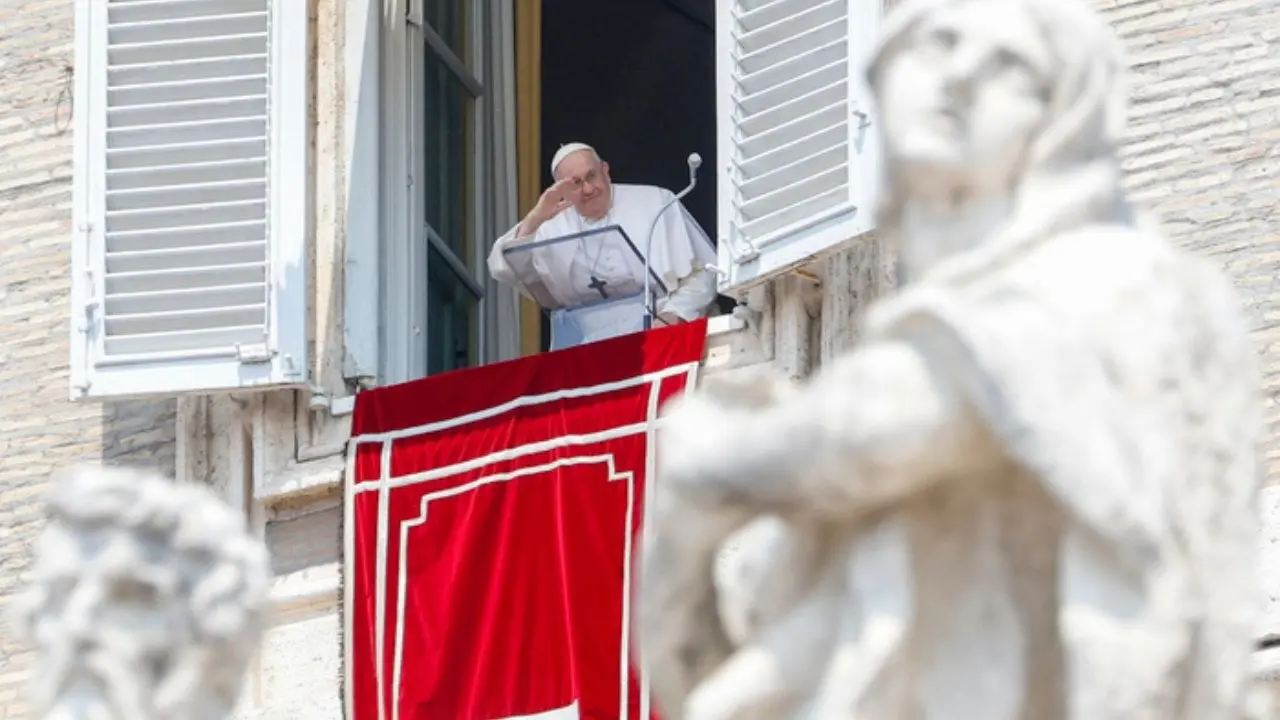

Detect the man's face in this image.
[555,150,612,220]
[31,523,184,720]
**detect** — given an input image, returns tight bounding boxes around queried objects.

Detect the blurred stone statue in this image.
[11,465,270,720]
[638,0,1262,718]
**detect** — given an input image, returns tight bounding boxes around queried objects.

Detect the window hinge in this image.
[235,343,276,364]
[729,237,761,265]
[78,297,98,334]
[77,230,98,334]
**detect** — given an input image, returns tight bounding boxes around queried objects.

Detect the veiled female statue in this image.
[638,0,1262,718]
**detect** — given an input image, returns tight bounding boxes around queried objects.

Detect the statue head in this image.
[867,0,1133,279]
[11,465,270,720]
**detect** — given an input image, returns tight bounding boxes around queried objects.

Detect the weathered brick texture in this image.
[1096,0,1280,479]
[0,1,175,715]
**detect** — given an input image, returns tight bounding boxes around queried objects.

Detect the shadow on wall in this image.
[101,399,178,473]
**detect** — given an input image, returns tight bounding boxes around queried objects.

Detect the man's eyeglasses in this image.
[566,168,602,194]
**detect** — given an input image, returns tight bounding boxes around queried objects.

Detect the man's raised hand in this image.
[514,178,575,240]
[534,178,575,223]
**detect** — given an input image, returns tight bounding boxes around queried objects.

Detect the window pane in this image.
[423,47,471,261]
[425,0,467,62]
[427,245,478,375]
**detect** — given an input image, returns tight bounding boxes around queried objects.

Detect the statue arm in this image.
[660,338,990,520]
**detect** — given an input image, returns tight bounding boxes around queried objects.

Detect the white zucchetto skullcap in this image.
[550,142,596,176]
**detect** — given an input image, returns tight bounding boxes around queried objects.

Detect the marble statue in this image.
[638,0,1262,718]
[10,465,271,720]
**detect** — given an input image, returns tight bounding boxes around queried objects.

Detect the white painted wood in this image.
[1260,484,1280,642]
[69,0,309,399]
[380,0,415,385]
[715,0,883,296]
[342,0,382,381]
[380,0,517,384]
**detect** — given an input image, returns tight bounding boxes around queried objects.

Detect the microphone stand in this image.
[643,152,702,330]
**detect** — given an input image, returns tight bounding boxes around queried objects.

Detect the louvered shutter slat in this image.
[731,0,850,243]
[107,282,265,316]
[104,220,265,253]
[716,0,881,294]
[71,0,309,398]
[105,326,268,357]
[102,0,269,350]
[106,241,266,273]
[108,157,268,190]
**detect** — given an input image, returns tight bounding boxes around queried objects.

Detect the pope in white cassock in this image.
[487,142,719,349]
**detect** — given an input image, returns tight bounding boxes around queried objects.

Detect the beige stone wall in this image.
[1100,0,1280,482]
[0,1,177,715]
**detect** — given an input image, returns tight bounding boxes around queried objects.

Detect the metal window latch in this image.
[730,239,761,265]
[77,298,98,334]
[235,343,275,364]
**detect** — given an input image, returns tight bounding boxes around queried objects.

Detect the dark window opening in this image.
[540,0,724,351]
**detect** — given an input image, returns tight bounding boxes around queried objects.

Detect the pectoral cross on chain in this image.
[588,275,610,300]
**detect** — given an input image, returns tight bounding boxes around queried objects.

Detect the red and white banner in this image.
[344,321,707,720]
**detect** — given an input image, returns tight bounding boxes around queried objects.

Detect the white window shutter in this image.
[70,0,309,400]
[715,0,882,295]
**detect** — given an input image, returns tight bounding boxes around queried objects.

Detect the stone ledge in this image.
[269,562,340,613]
[706,314,747,337]
[257,453,345,503]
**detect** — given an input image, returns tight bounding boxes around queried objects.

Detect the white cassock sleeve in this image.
[486,217,578,305]
[486,224,530,288]
[657,269,717,322]
[648,192,719,322]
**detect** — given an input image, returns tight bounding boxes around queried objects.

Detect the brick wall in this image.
[1099,0,1280,480]
[0,1,176,715]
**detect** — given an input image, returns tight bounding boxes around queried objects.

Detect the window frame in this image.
[408,1,486,377]
[349,0,519,387]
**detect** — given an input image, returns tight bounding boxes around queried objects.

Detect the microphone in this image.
[687,152,702,183]
[644,152,704,330]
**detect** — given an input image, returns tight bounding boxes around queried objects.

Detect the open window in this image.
[715,0,883,296]
[366,0,521,387]
[409,0,486,376]
[69,0,309,399]
[537,0,720,350]
[354,0,883,384]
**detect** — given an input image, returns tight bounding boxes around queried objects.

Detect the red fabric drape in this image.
[346,321,707,720]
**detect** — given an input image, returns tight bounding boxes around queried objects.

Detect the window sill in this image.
[258,454,346,502]
[706,314,747,338]
[268,563,340,612]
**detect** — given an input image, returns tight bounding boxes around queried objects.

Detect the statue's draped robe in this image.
[837,223,1259,719]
